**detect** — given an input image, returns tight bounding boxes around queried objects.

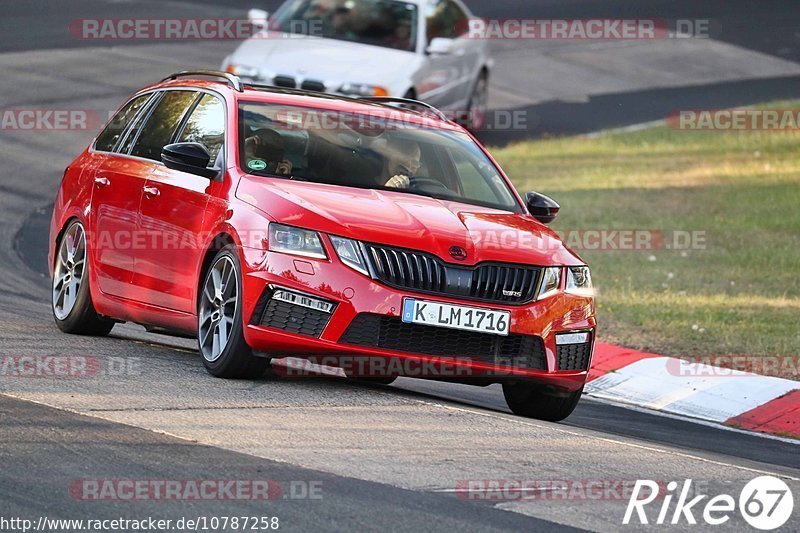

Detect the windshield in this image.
[238,102,522,213]
[271,0,418,52]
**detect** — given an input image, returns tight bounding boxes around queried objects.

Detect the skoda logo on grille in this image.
[449,246,468,261]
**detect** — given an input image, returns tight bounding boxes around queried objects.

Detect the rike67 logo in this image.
[624,476,794,530]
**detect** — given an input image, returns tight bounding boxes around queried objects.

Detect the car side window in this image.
[93,94,152,153]
[425,0,466,43]
[444,0,468,37]
[446,145,513,206]
[117,92,160,155]
[175,93,225,168]
[130,90,197,162]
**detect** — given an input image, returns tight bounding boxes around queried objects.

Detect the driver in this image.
[244,128,293,176]
[381,138,421,189]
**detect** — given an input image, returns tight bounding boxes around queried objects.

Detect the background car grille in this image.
[556,341,593,371]
[363,243,540,305]
[340,313,547,370]
[300,80,326,92]
[273,75,296,88]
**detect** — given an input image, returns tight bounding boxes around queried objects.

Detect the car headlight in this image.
[329,236,369,276]
[268,223,326,259]
[565,266,593,296]
[537,267,562,300]
[225,64,259,78]
[339,83,389,97]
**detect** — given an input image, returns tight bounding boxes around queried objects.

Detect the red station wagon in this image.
[49,71,595,421]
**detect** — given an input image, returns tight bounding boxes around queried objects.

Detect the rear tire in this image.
[52,220,115,336]
[502,382,583,422]
[198,245,267,379]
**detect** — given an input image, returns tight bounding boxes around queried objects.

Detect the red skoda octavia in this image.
[50,71,595,421]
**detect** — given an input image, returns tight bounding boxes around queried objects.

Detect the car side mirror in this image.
[525,192,560,224]
[162,142,218,179]
[426,37,455,55]
[248,8,269,30]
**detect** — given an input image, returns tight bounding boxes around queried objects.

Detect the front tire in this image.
[198,245,267,379]
[52,220,115,336]
[463,71,489,132]
[502,382,583,422]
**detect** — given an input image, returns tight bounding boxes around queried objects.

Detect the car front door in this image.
[88,92,157,298]
[415,0,470,110]
[134,91,226,313]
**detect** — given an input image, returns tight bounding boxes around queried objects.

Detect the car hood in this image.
[229,34,419,88]
[237,178,583,267]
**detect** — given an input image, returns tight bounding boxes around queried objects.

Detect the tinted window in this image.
[94,94,152,152]
[117,95,157,155]
[273,0,418,52]
[425,0,466,42]
[239,102,521,212]
[444,1,468,36]
[176,94,225,167]
[130,91,197,161]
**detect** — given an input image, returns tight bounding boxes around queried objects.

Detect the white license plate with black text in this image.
[401,298,510,336]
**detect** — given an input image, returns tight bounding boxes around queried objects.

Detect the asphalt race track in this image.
[1,1,799,531]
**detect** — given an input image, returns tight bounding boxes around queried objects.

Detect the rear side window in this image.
[94,94,151,153]
[130,90,197,161]
[175,94,225,167]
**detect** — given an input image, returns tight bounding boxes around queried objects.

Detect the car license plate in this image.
[401,298,510,336]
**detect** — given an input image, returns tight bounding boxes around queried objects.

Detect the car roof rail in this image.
[239,83,455,124]
[357,96,451,123]
[244,83,344,100]
[161,70,243,92]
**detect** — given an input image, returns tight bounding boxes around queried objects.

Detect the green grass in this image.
[491,103,800,359]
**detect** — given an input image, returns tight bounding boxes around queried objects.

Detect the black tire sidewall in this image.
[503,382,583,421]
[199,245,260,377]
[467,72,488,132]
[52,220,109,334]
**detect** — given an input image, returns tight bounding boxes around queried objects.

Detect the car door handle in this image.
[94,176,110,188]
[143,186,160,198]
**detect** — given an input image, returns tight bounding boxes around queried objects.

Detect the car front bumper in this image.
[240,248,596,391]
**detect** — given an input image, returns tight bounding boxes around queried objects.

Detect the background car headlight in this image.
[330,236,369,275]
[339,83,389,97]
[537,267,562,300]
[268,223,326,259]
[565,266,593,296]
[225,64,259,78]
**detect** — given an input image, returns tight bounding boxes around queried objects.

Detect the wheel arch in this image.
[196,231,238,307]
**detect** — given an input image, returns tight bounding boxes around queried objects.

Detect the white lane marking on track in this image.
[582,396,800,446]
[403,399,800,482]
[586,357,800,422]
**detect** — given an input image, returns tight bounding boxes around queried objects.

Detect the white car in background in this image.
[222,0,491,130]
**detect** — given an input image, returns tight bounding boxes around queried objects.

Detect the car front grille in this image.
[556,340,593,371]
[339,313,547,370]
[363,243,541,305]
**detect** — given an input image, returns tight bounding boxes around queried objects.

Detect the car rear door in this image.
[88,92,157,298]
[133,91,226,313]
